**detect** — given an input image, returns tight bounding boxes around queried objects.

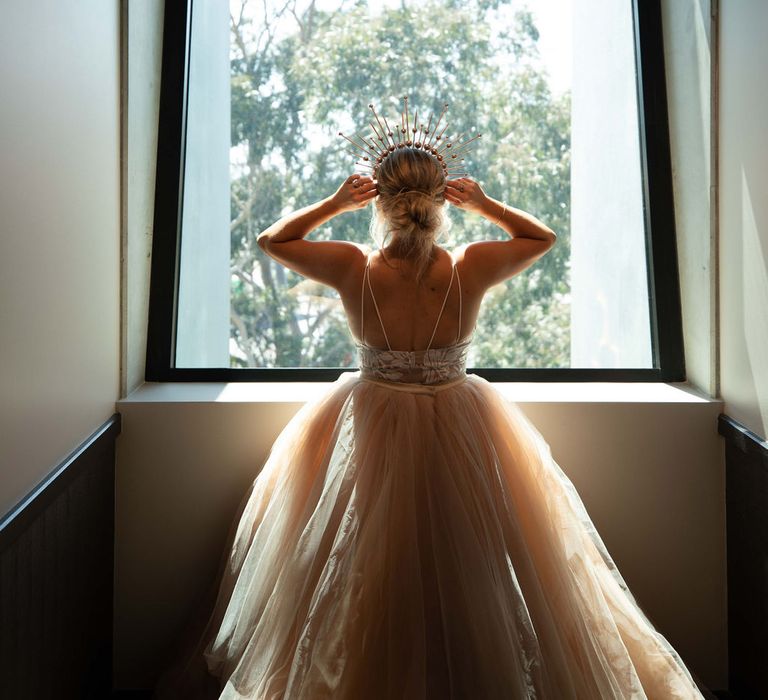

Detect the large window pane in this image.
[175,0,653,370]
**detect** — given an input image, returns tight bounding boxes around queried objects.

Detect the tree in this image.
[228,0,571,369]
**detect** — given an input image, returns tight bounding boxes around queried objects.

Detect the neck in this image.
[384,237,435,258]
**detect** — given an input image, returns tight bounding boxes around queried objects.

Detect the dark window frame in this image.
[145,0,685,383]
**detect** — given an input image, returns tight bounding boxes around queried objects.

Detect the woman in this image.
[154,137,706,699]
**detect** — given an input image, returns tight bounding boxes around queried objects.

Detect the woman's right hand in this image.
[329,174,378,213]
[444,177,488,214]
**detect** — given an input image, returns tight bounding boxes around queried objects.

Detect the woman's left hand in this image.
[330,174,378,213]
[444,177,488,214]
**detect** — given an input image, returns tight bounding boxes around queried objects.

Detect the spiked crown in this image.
[339,97,481,179]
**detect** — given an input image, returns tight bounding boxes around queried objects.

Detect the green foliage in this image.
[228,0,571,369]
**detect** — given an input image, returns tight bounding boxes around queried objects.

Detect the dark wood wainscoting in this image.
[719,414,768,699]
[0,414,121,699]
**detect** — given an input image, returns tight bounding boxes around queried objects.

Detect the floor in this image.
[110,687,739,698]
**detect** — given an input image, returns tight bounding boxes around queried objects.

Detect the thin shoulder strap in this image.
[360,253,367,343]
[455,262,463,344]
[425,261,456,351]
[362,251,392,350]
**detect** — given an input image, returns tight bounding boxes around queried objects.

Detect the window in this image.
[146,0,684,382]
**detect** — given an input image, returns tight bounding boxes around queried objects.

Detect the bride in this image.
[153,104,705,699]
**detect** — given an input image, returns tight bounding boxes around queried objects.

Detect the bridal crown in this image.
[339,97,481,179]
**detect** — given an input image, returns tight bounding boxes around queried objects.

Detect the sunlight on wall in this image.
[719,0,768,438]
[661,0,714,396]
[741,168,768,436]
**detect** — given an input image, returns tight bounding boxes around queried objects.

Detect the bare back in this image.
[339,245,484,352]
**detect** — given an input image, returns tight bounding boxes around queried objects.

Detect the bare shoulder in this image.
[332,240,372,292]
[451,237,555,292]
[449,243,471,263]
[259,237,371,291]
[349,241,374,257]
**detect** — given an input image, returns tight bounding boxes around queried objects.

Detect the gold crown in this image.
[339,96,481,179]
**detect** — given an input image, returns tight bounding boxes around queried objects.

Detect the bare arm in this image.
[256,174,377,290]
[258,174,377,244]
[444,177,557,291]
[471,195,556,242]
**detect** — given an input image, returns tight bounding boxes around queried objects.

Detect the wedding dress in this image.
[153,252,706,699]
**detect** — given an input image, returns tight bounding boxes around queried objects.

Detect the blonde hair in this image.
[370,148,451,282]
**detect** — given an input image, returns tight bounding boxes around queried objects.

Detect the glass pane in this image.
[176,0,653,370]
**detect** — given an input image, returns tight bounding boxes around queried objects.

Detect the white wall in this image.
[123,0,164,397]
[719,0,768,439]
[0,0,121,517]
[662,0,716,398]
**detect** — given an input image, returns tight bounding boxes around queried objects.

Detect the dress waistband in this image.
[360,373,468,395]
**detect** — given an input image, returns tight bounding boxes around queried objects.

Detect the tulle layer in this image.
[154,371,704,700]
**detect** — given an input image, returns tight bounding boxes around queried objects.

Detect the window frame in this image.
[145,0,685,383]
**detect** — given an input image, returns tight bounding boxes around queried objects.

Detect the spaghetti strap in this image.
[362,251,392,351]
[360,253,367,343]
[425,262,456,351]
[455,263,463,344]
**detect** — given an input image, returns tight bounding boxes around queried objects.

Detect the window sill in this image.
[118,377,719,406]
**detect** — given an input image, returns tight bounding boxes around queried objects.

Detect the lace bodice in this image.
[356,340,472,385]
[356,251,472,385]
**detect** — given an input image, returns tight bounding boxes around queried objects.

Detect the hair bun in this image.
[371,148,452,281]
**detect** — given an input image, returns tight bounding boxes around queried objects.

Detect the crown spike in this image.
[381,116,396,149]
[426,103,449,147]
[347,131,381,160]
[417,123,426,148]
[435,121,451,145]
[359,133,385,157]
[346,148,370,161]
[342,99,477,178]
[339,131,372,157]
[369,104,391,147]
[438,132,466,154]
[369,121,383,142]
[448,133,483,156]
[370,125,387,151]
[423,112,434,144]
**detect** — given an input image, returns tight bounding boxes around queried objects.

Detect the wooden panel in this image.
[718,413,768,699]
[0,414,120,699]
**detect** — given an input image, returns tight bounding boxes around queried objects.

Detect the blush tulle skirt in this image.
[153,371,705,699]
